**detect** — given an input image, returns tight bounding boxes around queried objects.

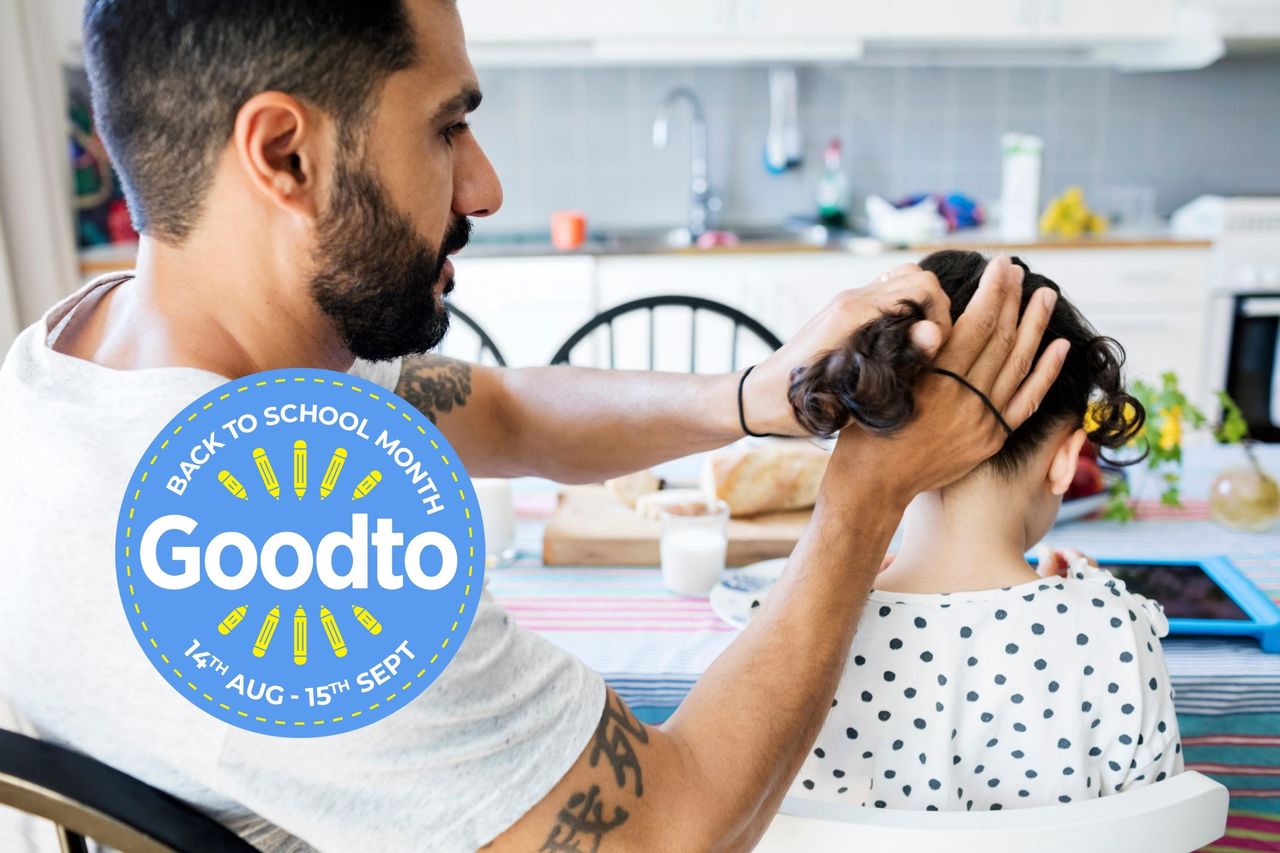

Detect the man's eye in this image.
[441,122,470,145]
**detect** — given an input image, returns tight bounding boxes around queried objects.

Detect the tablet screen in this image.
[1101,562,1251,622]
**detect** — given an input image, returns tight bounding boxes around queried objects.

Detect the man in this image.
[0,0,1066,850]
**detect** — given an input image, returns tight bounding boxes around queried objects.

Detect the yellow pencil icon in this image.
[352,470,382,501]
[253,448,280,499]
[293,605,308,666]
[352,605,383,636]
[320,448,347,500]
[293,440,307,498]
[217,605,247,636]
[253,605,280,657]
[320,605,347,658]
[217,470,248,500]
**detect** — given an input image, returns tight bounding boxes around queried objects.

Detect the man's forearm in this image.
[655,443,905,848]
[499,366,745,481]
[396,355,752,481]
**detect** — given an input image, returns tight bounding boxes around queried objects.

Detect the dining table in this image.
[487,443,1280,852]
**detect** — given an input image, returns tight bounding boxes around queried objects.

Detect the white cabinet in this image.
[853,0,1174,41]
[733,0,863,38]
[444,256,596,368]
[1038,0,1176,39]
[985,247,1214,406]
[460,1,597,42]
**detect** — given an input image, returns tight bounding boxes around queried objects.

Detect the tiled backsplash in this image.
[469,58,1280,235]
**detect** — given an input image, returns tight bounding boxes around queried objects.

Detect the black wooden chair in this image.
[444,303,507,367]
[550,295,784,371]
[0,729,259,853]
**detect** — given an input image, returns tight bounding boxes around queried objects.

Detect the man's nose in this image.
[453,136,503,219]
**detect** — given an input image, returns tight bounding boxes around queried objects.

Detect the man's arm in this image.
[396,356,741,481]
[396,265,961,482]
[480,258,1069,850]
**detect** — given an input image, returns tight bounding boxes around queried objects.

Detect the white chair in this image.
[756,771,1228,853]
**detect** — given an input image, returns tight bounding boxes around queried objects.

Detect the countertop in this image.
[77,227,1213,277]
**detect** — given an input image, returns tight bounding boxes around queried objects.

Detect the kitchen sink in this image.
[589,223,838,251]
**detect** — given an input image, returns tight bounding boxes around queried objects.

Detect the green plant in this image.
[1100,373,1251,522]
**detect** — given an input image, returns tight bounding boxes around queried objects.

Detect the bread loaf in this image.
[701,439,830,517]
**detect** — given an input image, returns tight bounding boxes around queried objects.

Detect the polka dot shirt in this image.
[789,560,1183,811]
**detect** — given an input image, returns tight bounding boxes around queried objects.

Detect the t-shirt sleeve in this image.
[213,590,606,851]
[347,357,403,392]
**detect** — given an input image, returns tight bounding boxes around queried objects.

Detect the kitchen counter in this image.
[460,225,1211,259]
[76,228,1212,277]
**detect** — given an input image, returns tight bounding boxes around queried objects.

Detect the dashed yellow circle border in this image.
[118,374,479,730]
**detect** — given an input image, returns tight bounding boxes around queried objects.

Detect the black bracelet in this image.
[737,365,781,438]
[930,367,1014,437]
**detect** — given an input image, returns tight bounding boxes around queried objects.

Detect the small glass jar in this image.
[1209,466,1280,533]
[659,499,730,598]
[473,478,517,567]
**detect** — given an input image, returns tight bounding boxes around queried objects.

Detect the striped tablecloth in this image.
[488,445,1280,851]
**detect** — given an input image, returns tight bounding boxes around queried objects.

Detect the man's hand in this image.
[814,256,1069,508]
[740,262,954,436]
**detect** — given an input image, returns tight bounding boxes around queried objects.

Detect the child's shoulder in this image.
[1055,558,1170,640]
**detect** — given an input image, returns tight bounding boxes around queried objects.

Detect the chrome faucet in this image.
[653,87,719,243]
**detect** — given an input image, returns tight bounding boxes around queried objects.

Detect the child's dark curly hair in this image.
[787,250,1146,474]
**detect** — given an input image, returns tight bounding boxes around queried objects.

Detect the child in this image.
[784,250,1181,812]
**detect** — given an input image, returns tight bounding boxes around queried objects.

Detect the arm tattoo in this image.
[589,692,649,795]
[541,694,650,851]
[396,357,472,424]
[540,785,629,853]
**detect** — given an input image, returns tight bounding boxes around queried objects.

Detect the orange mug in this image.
[550,210,587,250]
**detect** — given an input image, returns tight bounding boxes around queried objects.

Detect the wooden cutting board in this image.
[542,485,811,567]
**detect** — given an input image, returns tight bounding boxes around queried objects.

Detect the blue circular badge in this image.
[115,368,484,737]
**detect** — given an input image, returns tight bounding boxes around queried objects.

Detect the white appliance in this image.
[1175,196,1280,440]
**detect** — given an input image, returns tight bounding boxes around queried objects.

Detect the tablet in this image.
[1044,556,1280,652]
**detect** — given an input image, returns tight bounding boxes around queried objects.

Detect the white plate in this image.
[710,557,787,630]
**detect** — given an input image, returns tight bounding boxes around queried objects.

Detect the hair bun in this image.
[788,300,930,437]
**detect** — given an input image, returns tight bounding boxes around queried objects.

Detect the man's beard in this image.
[308,156,471,362]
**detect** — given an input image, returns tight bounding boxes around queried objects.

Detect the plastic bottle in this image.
[1000,132,1044,241]
[815,139,849,229]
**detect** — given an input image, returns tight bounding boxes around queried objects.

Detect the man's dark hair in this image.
[788,250,1147,474]
[83,0,418,243]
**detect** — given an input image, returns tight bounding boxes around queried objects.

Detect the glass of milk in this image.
[473,478,516,568]
[659,499,730,597]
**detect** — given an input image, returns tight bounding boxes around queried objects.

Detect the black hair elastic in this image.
[930,367,1014,437]
[737,365,781,438]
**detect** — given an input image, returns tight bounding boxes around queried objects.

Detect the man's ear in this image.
[1048,428,1089,496]
[231,91,327,221]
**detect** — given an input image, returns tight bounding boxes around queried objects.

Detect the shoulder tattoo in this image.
[396,357,473,424]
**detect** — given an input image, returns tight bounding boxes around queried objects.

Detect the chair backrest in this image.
[0,730,259,853]
[549,295,784,371]
[755,770,1228,853]
[443,303,507,367]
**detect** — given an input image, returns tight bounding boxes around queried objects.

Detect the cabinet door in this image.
[591,0,736,39]
[735,0,863,37]
[1010,248,1212,309]
[1039,0,1175,39]
[460,0,597,42]
[1076,307,1212,410]
[853,0,1041,40]
[445,257,596,368]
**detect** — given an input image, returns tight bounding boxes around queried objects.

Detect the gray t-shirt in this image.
[0,275,605,852]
